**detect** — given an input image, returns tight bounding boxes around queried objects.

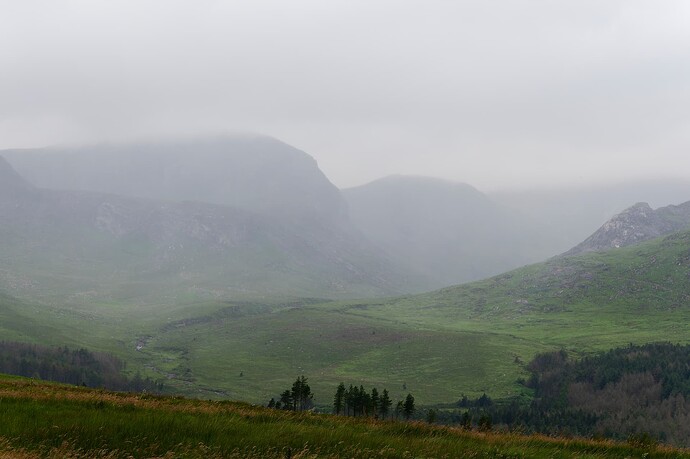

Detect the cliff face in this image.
[564,201,690,256]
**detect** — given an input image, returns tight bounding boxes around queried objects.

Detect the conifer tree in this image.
[291,375,313,411]
[333,382,346,415]
[345,384,354,416]
[360,385,370,416]
[280,389,293,411]
[370,387,380,418]
[379,389,392,419]
[395,400,404,420]
[403,393,415,419]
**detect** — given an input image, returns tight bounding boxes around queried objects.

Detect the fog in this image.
[2,0,689,190]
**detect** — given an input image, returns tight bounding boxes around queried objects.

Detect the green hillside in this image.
[353,228,690,351]
[89,229,690,404]
[4,229,690,408]
[0,374,685,458]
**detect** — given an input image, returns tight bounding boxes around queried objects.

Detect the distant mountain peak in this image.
[564,200,690,256]
[357,174,483,192]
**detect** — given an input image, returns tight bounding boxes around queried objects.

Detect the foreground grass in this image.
[0,375,688,458]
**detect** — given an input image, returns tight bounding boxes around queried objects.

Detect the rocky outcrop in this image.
[564,201,690,256]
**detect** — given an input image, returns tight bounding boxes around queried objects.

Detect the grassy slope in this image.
[4,231,690,407]
[0,374,686,459]
[145,229,690,404]
[351,229,690,351]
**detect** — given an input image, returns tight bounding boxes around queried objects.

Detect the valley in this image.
[3,136,690,448]
[5,226,690,409]
[4,3,690,454]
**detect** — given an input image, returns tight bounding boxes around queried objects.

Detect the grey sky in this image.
[1,1,689,190]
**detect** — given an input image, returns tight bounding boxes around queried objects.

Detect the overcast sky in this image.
[1,1,689,190]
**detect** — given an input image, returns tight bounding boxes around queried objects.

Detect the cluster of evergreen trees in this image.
[333,383,415,420]
[267,375,314,411]
[0,341,163,393]
[448,343,690,446]
[266,378,416,421]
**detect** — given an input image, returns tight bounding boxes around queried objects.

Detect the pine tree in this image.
[291,375,313,412]
[345,385,354,416]
[403,393,415,419]
[395,400,404,420]
[280,389,293,411]
[360,385,370,416]
[353,385,363,416]
[426,408,437,424]
[333,382,346,415]
[379,389,392,419]
[460,411,471,430]
[370,387,380,418]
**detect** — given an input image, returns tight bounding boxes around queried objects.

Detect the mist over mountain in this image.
[1,135,346,224]
[5,135,690,298]
[343,175,549,287]
[0,154,414,301]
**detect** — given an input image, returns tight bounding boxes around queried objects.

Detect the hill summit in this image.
[1,135,346,224]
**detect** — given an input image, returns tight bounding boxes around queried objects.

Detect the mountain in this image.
[491,179,690,255]
[343,175,547,288]
[564,200,690,256]
[0,156,413,301]
[1,135,347,224]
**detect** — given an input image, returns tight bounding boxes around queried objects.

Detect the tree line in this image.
[432,343,690,447]
[267,377,416,420]
[0,341,163,393]
[333,383,415,420]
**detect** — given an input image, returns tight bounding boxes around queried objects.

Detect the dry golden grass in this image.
[2,376,689,458]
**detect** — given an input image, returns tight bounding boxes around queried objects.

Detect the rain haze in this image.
[9,3,690,450]
[1,0,690,190]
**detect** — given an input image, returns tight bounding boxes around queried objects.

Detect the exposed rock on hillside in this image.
[564,201,690,256]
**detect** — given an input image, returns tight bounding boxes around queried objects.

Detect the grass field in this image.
[0,374,686,458]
